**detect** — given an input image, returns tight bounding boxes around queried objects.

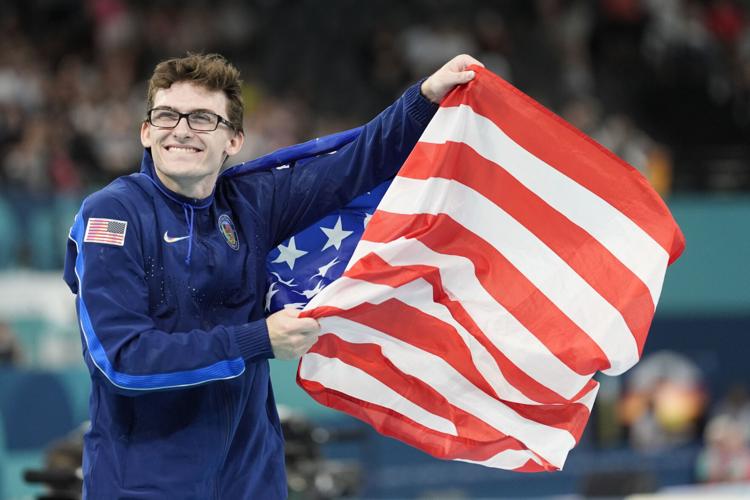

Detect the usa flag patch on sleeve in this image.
[84,218,128,246]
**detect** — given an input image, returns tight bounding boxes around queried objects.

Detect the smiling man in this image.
[142,81,244,199]
[63,52,481,499]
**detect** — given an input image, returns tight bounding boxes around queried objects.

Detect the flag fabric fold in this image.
[291,67,685,472]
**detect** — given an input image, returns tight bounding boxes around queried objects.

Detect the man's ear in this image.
[225,130,245,157]
[140,121,152,148]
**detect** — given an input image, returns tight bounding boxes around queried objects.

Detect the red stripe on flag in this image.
[441,69,685,263]
[85,234,122,239]
[314,301,499,399]
[300,336,555,468]
[85,232,122,238]
[299,376,553,469]
[503,399,591,444]
[85,235,123,240]
[85,237,124,244]
[309,334,511,444]
[399,141,656,354]
[312,323,592,441]
[361,213,611,375]
[309,252,600,405]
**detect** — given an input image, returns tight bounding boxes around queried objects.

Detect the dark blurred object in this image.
[0,321,23,365]
[581,469,658,497]
[22,409,365,500]
[0,369,75,450]
[696,384,750,483]
[23,423,85,500]
[672,146,750,191]
[696,414,750,483]
[281,406,365,499]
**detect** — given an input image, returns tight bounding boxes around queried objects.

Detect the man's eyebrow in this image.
[151,106,219,114]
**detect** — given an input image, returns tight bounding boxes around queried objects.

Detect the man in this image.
[64,52,481,498]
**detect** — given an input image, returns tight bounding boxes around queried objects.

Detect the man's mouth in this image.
[165,145,202,153]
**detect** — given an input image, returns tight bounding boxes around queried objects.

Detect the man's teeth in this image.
[168,146,200,152]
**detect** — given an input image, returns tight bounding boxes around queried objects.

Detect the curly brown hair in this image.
[146,53,244,132]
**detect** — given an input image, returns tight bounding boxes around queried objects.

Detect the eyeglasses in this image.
[146,108,235,132]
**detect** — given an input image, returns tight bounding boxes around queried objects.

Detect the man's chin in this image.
[157,158,204,174]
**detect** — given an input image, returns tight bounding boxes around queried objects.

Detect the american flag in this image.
[84,218,128,246]
[283,68,684,472]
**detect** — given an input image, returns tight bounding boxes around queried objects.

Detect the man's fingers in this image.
[463,56,484,68]
[288,327,320,358]
[278,307,319,330]
[421,54,483,103]
[295,317,320,333]
[449,54,484,72]
[267,308,320,357]
[458,70,476,82]
[282,306,301,317]
[436,70,476,91]
[300,332,319,351]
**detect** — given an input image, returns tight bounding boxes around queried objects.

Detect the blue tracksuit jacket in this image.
[63,83,435,499]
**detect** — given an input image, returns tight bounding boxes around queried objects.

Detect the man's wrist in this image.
[420,78,438,104]
[406,79,439,126]
[232,319,274,361]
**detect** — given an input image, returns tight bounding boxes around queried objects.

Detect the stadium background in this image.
[0,0,749,498]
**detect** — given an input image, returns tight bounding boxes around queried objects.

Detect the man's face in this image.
[140,81,244,197]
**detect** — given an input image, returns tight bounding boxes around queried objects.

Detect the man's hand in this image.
[266,307,321,360]
[420,54,484,104]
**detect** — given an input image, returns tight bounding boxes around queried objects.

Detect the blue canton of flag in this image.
[221,126,389,313]
[266,181,390,312]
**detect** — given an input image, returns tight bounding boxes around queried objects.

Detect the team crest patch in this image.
[218,214,239,250]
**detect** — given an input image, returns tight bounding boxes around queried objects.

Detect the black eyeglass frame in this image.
[146,107,236,132]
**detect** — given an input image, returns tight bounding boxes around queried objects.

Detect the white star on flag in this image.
[271,271,297,288]
[312,257,341,279]
[363,212,373,228]
[264,282,279,311]
[271,236,308,270]
[300,280,326,299]
[320,216,353,251]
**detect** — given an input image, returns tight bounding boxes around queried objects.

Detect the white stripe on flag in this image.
[319,245,589,401]
[308,276,540,404]
[458,449,542,470]
[420,105,669,306]
[299,352,458,436]
[374,177,641,375]
[577,379,601,412]
[315,316,577,468]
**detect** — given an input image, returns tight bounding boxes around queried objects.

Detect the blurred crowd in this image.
[592,349,750,484]
[1,0,750,206]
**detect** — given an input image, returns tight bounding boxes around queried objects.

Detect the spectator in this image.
[618,351,708,452]
[696,413,750,482]
[0,321,23,366]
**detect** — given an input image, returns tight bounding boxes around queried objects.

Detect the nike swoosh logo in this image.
[163,231,190,244]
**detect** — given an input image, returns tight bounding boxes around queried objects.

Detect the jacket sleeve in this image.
[63,191,273,396]
[266,81,437,246]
